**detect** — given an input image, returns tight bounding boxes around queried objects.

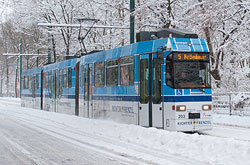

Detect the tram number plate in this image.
[189,113,200,119]
[178,114,185,119]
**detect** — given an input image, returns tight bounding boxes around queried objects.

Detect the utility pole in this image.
[47,27,52,64]
[19,39,22,98]
[130,0,135,44]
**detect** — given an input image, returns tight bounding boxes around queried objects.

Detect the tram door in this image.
[139,53,163,128]
[84,64,93,118]
[41,70,43,110]
[52,70,58,112]
[31,75,36,109]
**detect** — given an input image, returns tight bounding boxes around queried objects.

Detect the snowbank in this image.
[1,97,250,165]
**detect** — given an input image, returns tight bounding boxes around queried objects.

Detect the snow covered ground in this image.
[0,97,250,165]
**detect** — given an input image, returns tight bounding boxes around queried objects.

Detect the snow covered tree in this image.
[0,0,249,96]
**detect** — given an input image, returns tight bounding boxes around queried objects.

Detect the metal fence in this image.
[212,92,250,116]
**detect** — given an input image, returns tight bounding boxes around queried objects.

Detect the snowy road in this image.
[0,115,130,165]
[1,98,250,165]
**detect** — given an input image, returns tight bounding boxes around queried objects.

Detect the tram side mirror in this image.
[157,51,164,64]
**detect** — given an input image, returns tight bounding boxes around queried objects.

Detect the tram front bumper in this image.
[167,119,213,132]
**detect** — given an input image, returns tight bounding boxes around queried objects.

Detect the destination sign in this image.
[174,52,209,61]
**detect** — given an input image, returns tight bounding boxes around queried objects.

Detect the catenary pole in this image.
[130,0,135,44]
[48,27,52,64]
[19,39,22,98]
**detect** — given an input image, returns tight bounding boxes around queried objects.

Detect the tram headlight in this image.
[177,105,186,111]
[202,105,212,110]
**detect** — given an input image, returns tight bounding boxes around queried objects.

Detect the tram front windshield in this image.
[166,52,211,89]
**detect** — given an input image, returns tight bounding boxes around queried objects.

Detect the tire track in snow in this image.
[0,128,49,165]
[3,109,209,165]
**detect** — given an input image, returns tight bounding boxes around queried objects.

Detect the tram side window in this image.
[29,75,32,89]
[120,56,134,86]
[46,72,49,89]
[68,67,72,88]
[94,61,105,87]
[106,59,118,86]
[166,55,174,88]
[62,68,67,88]
[21,76,24,89]
[22,76,25,89]
[26,76,29,89]
[27,76,30,89]
[153,59,161,104]
[32,76,36,97]
[48,71,52,92]
[36,73,39,89]
[22,76,24,89]
[81,65,84,88]
[84,67,88,99]
[59,69,63,95]
[48,71,52,97]
[43,73,45,89]
[26,76,28,89]
[24,76,26,89]
[25,77,28,89]
[140,59,149,104]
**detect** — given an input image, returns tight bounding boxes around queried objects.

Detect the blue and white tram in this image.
[78,37,212,131]
[21,29,212,132]
[21,67,42,109]
[42,58,79,115]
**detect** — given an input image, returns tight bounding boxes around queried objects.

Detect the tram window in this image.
[22,76,24,89]
[28,76,31,89]
[22,77,24,89]
[140,59,149,104]
[28,76,30,89]
[22,76,25,89]
[27,76,29,89]
[26,76,28,89]
[59,69,63,95]
[68,67,72,88]
[89,66,93,100]
[45,72,48,89]
[84,67,88,100]
[81,65,84,88]
[43,73,45,89]
[120,56,134,86]
[26,76,29,89]
[52,72,56,97]
[32,76,36,97]
[166,55,174,88]
[106,59,118,86]
[21,77,24,89]
[48,71,52,92]
[174,62,211,88]
[153,59,161,104]
[29,76,31,89]
[62,68,67,88]
[94,61,105,87]
[36,73,39,89]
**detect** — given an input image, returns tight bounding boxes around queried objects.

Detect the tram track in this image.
[214,122,250,129]
[199,123,250,143]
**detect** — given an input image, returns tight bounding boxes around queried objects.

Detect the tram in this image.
[21,28,212,131]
